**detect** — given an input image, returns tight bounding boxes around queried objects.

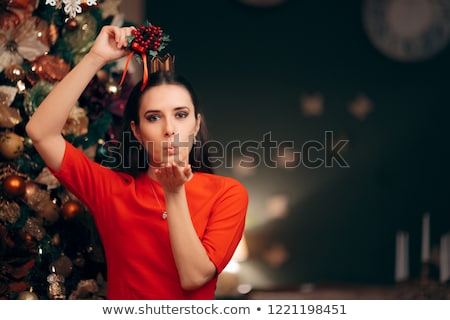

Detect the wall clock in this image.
[363,0,450,62]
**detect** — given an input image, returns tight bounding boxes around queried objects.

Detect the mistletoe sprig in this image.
[127,21,171,58]
[119,20,171,91]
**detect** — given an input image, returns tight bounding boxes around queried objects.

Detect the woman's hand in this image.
[87,25,135,65]
[154,162,193,193]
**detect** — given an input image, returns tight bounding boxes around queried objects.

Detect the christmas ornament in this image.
[4,64,26,82]
[45,0,98,19]
[0,199,20,224]
[0,0,39,30]
[80,0,98,9]
[28,55,71,84]
[0,16,50,72]
[34,167,60,189]
[16,79,26,93]
[68,279,98,299]
[22,181,40,202]
[23,80,54,116]
[17,288,39,300]
[62,105,89,137]
[0,132,24,159]
[47,269,66,299]
[0,86,18,106]
[22,217,45,241]
[2,174,26,198]
[0,86,22,128]
[23,137,33,148]
[35,199,60,225]
[65,17,79,31]
[22,185,60,225]
[105,78,121,98]
[61,199,84,220]
[0,2,20,29]
[50,254,73,278]
[120,21,172,91]
[62,12,98,64]
[0,103,22,129]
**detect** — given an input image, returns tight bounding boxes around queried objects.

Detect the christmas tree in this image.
[0,0,135,299]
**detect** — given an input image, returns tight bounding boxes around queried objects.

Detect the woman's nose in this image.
[164,120,175,137]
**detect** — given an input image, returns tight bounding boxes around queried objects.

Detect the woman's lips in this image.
[166,146,175,155]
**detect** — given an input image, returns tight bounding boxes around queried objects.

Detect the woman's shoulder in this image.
[190,173,249,213]
[191,172,248,195]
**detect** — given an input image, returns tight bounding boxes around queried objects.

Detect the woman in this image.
[26,26,248,299]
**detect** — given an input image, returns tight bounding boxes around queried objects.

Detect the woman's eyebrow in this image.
[143,106,189,115]
[144,109,160,115]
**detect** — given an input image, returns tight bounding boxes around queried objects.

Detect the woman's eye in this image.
[176,112,188,119]
[146,114,160,121]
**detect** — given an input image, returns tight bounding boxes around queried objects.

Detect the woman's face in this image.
[130,84,200,167]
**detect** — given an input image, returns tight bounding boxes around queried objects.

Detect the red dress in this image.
[51,141,248,299]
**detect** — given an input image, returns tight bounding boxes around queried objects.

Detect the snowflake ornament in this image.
[45,0,62,9]
[45,0,98,18]
[63,0,82,18]
[45,0,58,6]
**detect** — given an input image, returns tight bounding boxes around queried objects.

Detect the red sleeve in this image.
[202,178,248,274]
[49,140,131,217]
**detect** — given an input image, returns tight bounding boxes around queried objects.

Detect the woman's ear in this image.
[130,120,141,142]
[194,114,202,137]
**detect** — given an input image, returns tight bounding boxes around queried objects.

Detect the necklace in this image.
[150,180,167,220]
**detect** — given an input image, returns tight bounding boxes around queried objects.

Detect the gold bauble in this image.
[2,174,26,198]
[23,181,40,203]
[61,200,84,220]
[5,64,26,82]
[50,255,73,278]
[17,289,39,300]
[105,79,121,98]
[36,200,60,225]
[65,18,78,31]
[23,137,33,148]
[0,132,24,159]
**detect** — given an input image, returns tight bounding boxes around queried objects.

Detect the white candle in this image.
[395,231,409,282]
[421,212,430,263]
[440,232,450,283]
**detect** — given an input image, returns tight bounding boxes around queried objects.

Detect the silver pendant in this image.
[161,211,168,220]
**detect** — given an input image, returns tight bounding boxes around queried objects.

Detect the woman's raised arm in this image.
[26,26,133,171]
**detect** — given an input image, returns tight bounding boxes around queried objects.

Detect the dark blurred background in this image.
[132,0,450,289]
